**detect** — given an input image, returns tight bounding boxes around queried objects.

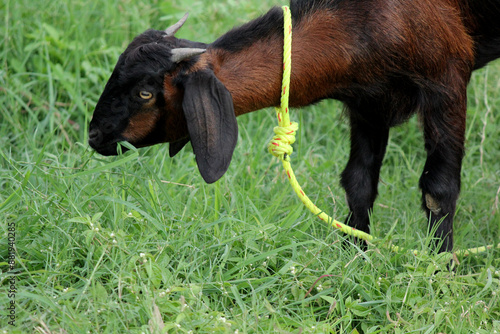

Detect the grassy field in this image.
[1,0,499,333]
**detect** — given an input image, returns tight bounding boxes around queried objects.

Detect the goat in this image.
[89,0,500,253]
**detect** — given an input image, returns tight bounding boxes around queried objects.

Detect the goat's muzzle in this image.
[88,121,124,156]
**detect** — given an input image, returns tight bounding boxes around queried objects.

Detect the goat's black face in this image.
[89,15,238,183]
[89,29,187,155]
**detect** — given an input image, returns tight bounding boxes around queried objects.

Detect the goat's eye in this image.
[139,91,153,100]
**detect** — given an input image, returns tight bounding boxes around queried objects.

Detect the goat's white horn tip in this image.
[165,12,189,36]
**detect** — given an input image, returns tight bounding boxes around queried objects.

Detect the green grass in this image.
[1,0,499,333]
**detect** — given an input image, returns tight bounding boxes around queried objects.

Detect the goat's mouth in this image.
[89,141,122,156]
[88,125,129,155]
[88,135,128,156]
[89,136,152,156]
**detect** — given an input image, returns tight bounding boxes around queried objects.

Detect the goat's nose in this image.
[88,128,103,147]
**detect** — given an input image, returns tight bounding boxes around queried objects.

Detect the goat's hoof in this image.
[425,194,442,215]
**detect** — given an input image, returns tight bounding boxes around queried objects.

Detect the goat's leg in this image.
[419,97,467,253]
[340,116,389,243]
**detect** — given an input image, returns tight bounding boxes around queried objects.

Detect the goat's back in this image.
[290,0,500,69]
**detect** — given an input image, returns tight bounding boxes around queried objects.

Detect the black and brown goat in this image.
[89,0,500,253]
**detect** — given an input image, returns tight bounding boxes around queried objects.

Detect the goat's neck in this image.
[206,43,282,116]
[203,10,347,116]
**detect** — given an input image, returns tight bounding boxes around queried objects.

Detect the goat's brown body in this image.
[201,0,498,252]
[209,0,476,118]
[89,0,500,253]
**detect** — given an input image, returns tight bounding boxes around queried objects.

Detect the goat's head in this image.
[89,13,238,183]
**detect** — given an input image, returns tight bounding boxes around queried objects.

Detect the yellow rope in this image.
[268,5,499,257]
[268,6,374,243]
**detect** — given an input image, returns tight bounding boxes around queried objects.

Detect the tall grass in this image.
[1,0,499,333]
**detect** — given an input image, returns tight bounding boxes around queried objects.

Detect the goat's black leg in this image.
[418,92,467,253]
[340,116,389,246]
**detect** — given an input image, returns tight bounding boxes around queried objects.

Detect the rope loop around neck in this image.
[267,5,297,162]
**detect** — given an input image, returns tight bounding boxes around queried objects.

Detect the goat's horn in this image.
[171,48,206,63]
[165,12,189,36]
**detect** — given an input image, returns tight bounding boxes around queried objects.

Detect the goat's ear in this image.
[182,70,238,183]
